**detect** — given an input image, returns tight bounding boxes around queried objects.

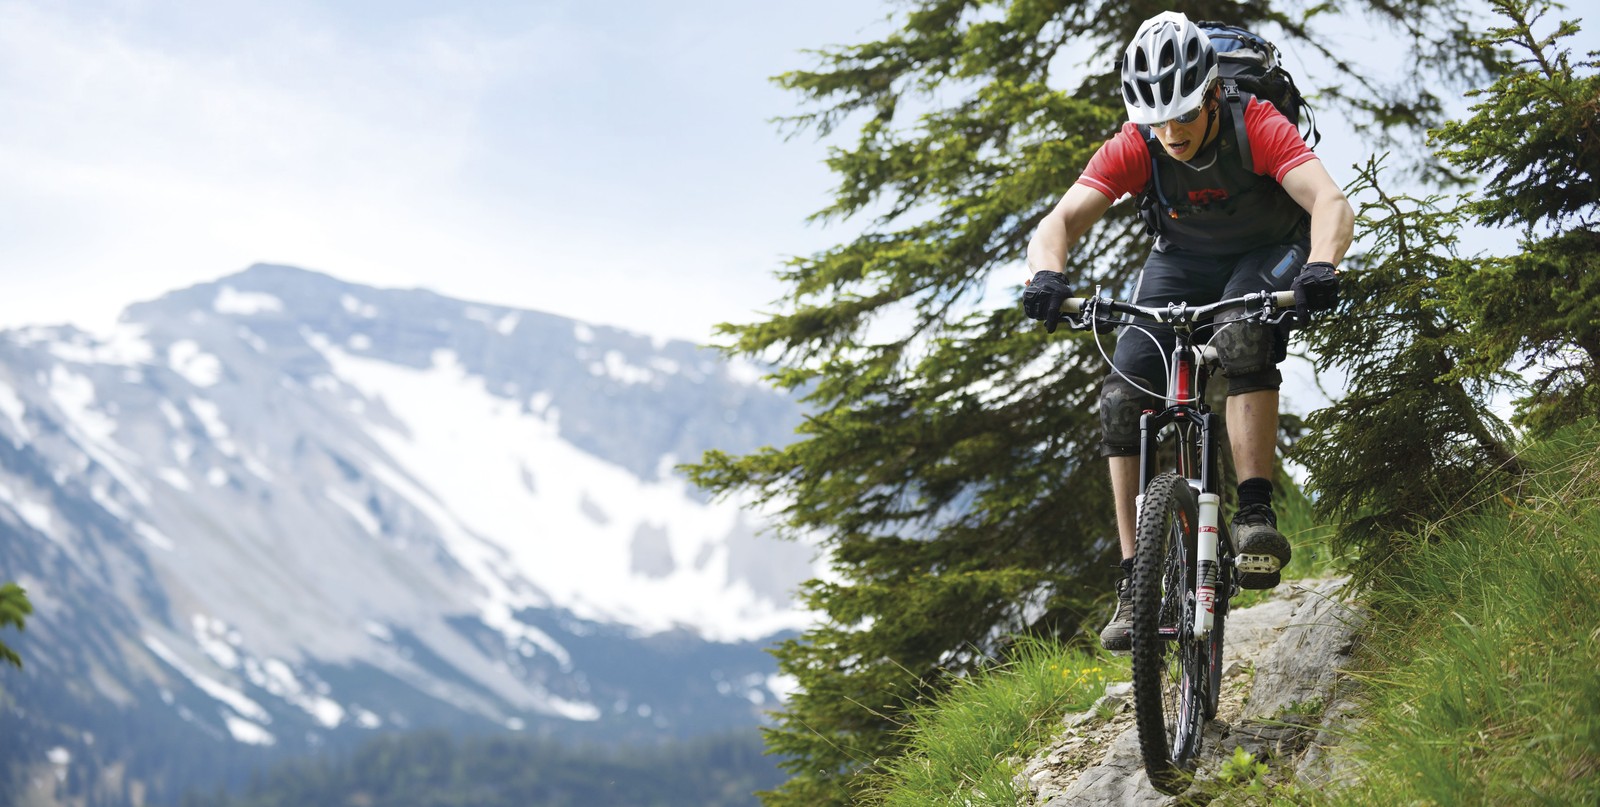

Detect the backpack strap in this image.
[1220,78,1253,173]
[1137,124,1175,235]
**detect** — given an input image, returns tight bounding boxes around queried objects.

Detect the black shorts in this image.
[1108,239,1307,396]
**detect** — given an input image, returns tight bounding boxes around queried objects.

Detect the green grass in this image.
[1309,421,1600,806]
[861,640,1128,807]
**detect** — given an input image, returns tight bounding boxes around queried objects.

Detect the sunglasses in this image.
[1151,106,1204,129]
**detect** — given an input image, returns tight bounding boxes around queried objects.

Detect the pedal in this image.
[1237,553,1283,590]
[1236,553,1282,575]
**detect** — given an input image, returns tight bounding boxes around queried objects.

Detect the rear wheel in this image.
[1130,472,1205,794]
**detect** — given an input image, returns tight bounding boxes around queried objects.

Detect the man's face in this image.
[1151,102,1212,162]
[1147,89,1219,162]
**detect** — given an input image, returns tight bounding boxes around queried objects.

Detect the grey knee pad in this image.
[1098,375,1158,457]
[1226,367,1283,396]
[1212,309,1276,379]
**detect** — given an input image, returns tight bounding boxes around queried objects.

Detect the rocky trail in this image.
[1017,577,1365,805]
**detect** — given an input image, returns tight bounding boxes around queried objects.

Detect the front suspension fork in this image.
[1195,492,1220,639]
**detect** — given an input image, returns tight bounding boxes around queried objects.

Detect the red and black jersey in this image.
[1077,97,1318,254]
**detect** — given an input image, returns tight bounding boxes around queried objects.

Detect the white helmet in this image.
[1120,12,1218,125]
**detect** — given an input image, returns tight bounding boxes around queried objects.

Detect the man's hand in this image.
[1023,270,1073,333]
[1292,261,1340,313]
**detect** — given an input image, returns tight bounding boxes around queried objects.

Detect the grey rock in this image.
[1019,577,1364,806]
[1242,577,1364,722]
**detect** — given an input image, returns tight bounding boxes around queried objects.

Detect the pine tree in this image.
[1290,159,1522,573]
[684,3,1484,804]
[1431,0,1600,432]
[1292,0,1597,574]
[0,582,29,669]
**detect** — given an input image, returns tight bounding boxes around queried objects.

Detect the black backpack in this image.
[1195,21,1321,169]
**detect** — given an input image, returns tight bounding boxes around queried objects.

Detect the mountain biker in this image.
[1021,12,1354,651]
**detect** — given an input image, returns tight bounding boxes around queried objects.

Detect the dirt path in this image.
[1015,576,1363,806]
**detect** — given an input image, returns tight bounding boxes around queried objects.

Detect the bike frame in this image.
[1057,287,1296,790]
[1136,340,1224,640]
[1065,291,1296,638]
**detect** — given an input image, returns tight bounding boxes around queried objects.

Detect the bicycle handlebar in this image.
[1057,290,1297,325]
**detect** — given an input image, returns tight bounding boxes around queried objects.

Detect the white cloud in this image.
[0,1,887,344]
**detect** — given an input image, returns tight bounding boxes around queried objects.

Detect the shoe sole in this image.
[1101,629,1132,653]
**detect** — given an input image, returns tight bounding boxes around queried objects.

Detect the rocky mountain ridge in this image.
[0,264,814,802]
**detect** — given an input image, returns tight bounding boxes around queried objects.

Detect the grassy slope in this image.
[860,422,1600,806]
[1315,422,1600,806]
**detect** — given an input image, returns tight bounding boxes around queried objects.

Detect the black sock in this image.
[1119,558,1134,578]
[1238,477,1273,510]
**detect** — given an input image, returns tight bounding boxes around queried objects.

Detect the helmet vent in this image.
[1118,12,1219,125]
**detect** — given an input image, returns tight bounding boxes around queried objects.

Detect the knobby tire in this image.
[1130,472,1205,794]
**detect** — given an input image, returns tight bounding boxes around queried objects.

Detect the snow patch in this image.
[168,341,222,388]
[0,483,54,539]
[214,286,284,316]
[193,614,243,670]
[313,343,818,641]
[143,635,272,726]
[237,327,269,353]
[158,468,191,490]
[186,397,236,455]
[546,697,601,722]
[135,522,176,551]
[0,382,27,444]
[341,294,378,318]
[45,325,155,366]
[48,366,117,442]
[327,489,380,536]
[45,367,150,505]
[244,657,346,729]
[595,351,653,385]
[465,308,520,335]
[573,323,594,343]
[158,400,185,430]
[224,716,276,746]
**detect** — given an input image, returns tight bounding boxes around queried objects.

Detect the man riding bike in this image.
[1022,12,1354,651]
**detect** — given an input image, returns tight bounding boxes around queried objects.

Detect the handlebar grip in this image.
[1060,297,1086,314]
[1272,290,1296,308]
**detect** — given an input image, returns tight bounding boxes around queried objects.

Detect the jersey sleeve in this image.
[1244,97,1318,181]
[1077,122,1153,201]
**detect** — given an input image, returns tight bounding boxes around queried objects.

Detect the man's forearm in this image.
[1308,195,1354,266]
[1027,219,1071,274]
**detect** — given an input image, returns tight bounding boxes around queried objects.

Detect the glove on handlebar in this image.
[1292,261,1340,313]
[1022,270,1073,333]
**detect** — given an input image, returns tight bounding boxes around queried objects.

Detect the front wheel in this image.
[1130,472,1204,794]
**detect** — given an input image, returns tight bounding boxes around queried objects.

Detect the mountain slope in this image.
[0,264,813,801]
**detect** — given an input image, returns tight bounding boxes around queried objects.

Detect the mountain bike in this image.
[1057,288,1297,794]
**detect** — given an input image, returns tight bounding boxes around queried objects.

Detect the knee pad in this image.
[1212,309,1276,379]
[1226,367,1283,396]
[1098,374,1159,457]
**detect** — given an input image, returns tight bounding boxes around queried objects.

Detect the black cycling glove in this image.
[1023,270,1073,333]
[1292,261,1340,313]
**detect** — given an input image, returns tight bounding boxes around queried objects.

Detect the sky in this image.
[0,1,1592,346]
[0,0,893,342]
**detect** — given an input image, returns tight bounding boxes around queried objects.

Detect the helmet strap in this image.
[1199,100,1221,151]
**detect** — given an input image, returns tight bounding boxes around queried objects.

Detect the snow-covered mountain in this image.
[0,264,815,798]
